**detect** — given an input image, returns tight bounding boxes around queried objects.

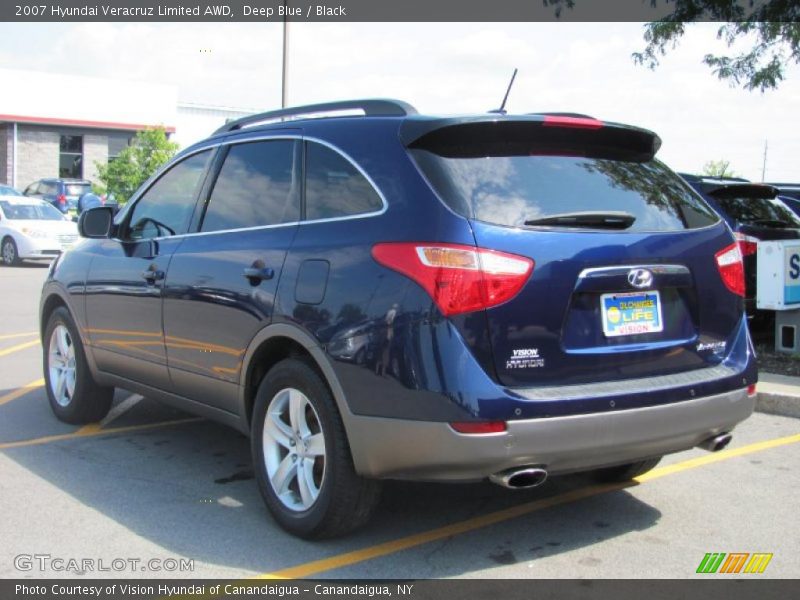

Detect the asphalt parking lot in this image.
[1,264,799,580]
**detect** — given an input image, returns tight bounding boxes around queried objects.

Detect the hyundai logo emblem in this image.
[627,268,653,289]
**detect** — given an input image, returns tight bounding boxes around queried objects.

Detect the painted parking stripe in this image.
[258,432,800,579]
[0,332,37,341]
[0,339,39,357]
[75,394,145,435]
[0,378,44,407]
[0,417,202,451]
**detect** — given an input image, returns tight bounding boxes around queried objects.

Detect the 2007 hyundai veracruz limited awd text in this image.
[40,100,757,538]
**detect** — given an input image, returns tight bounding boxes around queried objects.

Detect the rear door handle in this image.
[243,267,275,282]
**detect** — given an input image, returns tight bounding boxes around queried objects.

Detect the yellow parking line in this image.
[0,417,203,451]
[0,378,44,407]
[0,339,39,357]
[260,432,800,579]
[0,332,37,340]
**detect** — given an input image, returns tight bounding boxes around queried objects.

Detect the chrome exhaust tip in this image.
[489,466,548,489]
[697,432,732,452]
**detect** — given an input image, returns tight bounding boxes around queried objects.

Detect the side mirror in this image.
[78,206,115,238]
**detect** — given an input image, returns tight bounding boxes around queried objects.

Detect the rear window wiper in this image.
[524,211,636,229]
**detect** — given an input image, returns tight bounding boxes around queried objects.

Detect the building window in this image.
[59,135,83,178]
[108,134,132,163]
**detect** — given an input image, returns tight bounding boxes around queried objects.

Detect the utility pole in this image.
[761,139,768,182]
[281,1,289,108]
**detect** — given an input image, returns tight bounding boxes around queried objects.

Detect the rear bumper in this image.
[346,387,755,481]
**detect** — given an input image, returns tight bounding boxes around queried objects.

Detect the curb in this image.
[756,391,800,419]
[756,372,800,419]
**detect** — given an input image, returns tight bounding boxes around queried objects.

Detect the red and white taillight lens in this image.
[371,242,534,316]
[733,232,759,257]
[715,242,746,297]
[56,194,67,207]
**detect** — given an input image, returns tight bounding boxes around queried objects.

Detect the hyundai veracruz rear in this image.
[40,100,757,538]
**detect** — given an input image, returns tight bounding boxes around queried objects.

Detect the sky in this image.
[0,21,798,181]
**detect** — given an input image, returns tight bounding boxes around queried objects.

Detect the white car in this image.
[0,196,79,266]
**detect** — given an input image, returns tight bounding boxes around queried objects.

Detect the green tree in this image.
[95,127,179,204]
[702,159,738,178]
[632,2,800,92]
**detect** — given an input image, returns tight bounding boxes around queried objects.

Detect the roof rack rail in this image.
[214,98,417,135]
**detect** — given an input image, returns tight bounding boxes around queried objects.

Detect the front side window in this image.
[201,140,299,232]
[304,142,382,220]
[126,150,212,240]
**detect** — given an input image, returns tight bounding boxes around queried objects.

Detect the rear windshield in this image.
[1,201,64,221]
[411,151,719,232]
[66,184,91,196]
[714,196,800,227]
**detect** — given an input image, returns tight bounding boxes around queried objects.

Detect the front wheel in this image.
[2,237,20,266]
[251,358,381,539]
[592,457,662,483]
[43,307,114,424]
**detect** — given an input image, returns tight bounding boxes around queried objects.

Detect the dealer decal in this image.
[506,348,545,370]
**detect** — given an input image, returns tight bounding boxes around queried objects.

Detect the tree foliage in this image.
[543,0,799,92]
[95,127,179,204]
[702,159,738,177]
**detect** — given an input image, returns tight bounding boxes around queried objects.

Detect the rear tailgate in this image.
[407,117,744,388]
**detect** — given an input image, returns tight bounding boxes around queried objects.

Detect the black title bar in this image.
[2,0,791,23]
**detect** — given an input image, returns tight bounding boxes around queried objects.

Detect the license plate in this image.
[600,291,663,337]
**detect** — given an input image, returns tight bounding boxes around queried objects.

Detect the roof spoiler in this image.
[402,116,662,162]
[706,184,778,199]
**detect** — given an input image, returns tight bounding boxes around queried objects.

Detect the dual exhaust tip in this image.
[489,433,732,490]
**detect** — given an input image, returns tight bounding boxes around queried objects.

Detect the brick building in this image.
[0,68,254,191]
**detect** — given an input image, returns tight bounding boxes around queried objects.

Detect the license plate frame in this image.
[600,291,663,338]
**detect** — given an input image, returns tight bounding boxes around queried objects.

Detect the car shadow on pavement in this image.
[1,393,662,577]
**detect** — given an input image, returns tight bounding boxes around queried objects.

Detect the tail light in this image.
[450,421,507,434]
[715,242,745,297]
[371,242,534,316]
[733,232,759,257]
[56,194,67,206]
[747,383,757,397]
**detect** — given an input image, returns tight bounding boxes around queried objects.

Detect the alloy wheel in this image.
[262,387,326,511]
[48,324,76,407]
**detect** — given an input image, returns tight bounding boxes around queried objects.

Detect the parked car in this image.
[680,174,800,318]
[23,178,93,214]
[40,100,757,539]
[0,196,78,266]
[0,184,22,196]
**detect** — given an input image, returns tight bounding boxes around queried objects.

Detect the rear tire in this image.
[592,457,661,482]
[2,237,20,266]
[251,358,381,539]
[43,307,113,424]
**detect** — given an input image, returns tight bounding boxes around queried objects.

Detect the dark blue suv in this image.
[40,100,757,538]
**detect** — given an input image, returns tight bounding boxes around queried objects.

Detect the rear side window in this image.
[410,127,718,232]
[201,140,299,232]
[304,142,382,220]
[714,196,800,227]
